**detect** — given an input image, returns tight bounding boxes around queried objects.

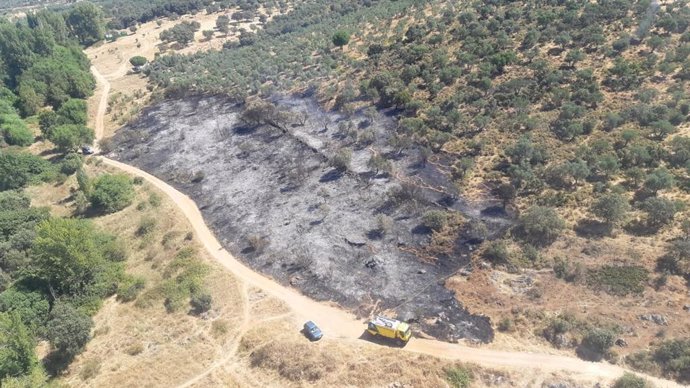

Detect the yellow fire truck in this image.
[366,316,412,345]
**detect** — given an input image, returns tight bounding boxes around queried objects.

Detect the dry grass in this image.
[85,7,287,139]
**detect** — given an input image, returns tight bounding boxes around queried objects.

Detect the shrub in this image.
[60,153,83,175]
[515,206,565,246]
[211,320,229,338]
[0,289,50,333]
[90,174,135,213]
[612,373,653,388]
[0,151,52,191]
[148,193,161,207]
[79,358,101,380]
[136,216,157,237]
[125,342,144,356]
[1,114,34,146]
[422,210,448,231]
[190,293,212,315]
[117,276,145,302]
[446,366,473,388]
[580,328,615,360]
[129,56,147,67]
[329,148,352,171]
[332,30,350,48]
[587,265,648,296]
[497,317,513,332]
[483,240,509,264]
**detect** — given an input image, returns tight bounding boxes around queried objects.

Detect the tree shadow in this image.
[624,219,659,236]
[233,124,258,135]
[319,169,344,183]
[574,219,612,238]
[575,345,605,362]
[43,351,74,376]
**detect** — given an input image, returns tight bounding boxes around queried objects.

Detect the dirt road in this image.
[89,66,685,388]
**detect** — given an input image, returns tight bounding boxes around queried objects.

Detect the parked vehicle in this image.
[366,316,411,345]
[82,145,94,155]
[303,321,323,341]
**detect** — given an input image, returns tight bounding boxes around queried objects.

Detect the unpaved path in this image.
[89,67,685,388]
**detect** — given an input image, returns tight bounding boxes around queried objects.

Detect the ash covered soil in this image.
[110,95,510,343]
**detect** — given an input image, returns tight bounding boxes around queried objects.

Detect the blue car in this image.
[303,321,323,341]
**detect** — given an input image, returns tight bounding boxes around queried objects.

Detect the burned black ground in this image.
[110,96,509,343]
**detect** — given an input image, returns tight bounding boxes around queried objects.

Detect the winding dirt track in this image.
[89,66,685,388]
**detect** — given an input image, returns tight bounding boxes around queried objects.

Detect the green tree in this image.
[516,206,565,246]
[642,197,678,227]
[644,167,675,194]
[0,114,33,146]
[591,193,630,227]
[0,312,37,380]
[66,2,105,46]
[56,98,88,126]
[38,111,60,139]
[565,49,585,68]
[0,289,49,333]
[215,15,229,34]
[47,124,94,152]
[89,174,135,213]
[129,56,147,67]
[332,31,351,49]
[45,302,92,359]
[32,218,112,296]
[0,151,51,191]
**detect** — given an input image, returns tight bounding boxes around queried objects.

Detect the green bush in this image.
[0,312,38,381]
[90,174,135,213]
[129,56,147,67]
[60,153,83,175]
[117,276,145,302]
[515,206,565,246]
[0,289,50,333]
[0,151,53,191]
[136,216,157,237]
[483,240,509,264]
[580,328,615,359]
[446,366,473,388]
[587,265,648,296]
[612,373,653,388]
[422,210,448,231]
[1,114,34,146]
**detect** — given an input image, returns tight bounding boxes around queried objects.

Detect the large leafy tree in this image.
[0,312,37,381]
[45,302,92,359]
[47,124,94,152]
[31,218,122,299]
[65,1,105,46]
[89,174,134,214]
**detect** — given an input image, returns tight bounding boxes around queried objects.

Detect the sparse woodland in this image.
[144,0,690,383]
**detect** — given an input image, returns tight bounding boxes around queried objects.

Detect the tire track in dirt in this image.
[89,67,685,388]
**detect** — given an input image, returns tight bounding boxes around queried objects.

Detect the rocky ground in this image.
[109,95,511,343]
